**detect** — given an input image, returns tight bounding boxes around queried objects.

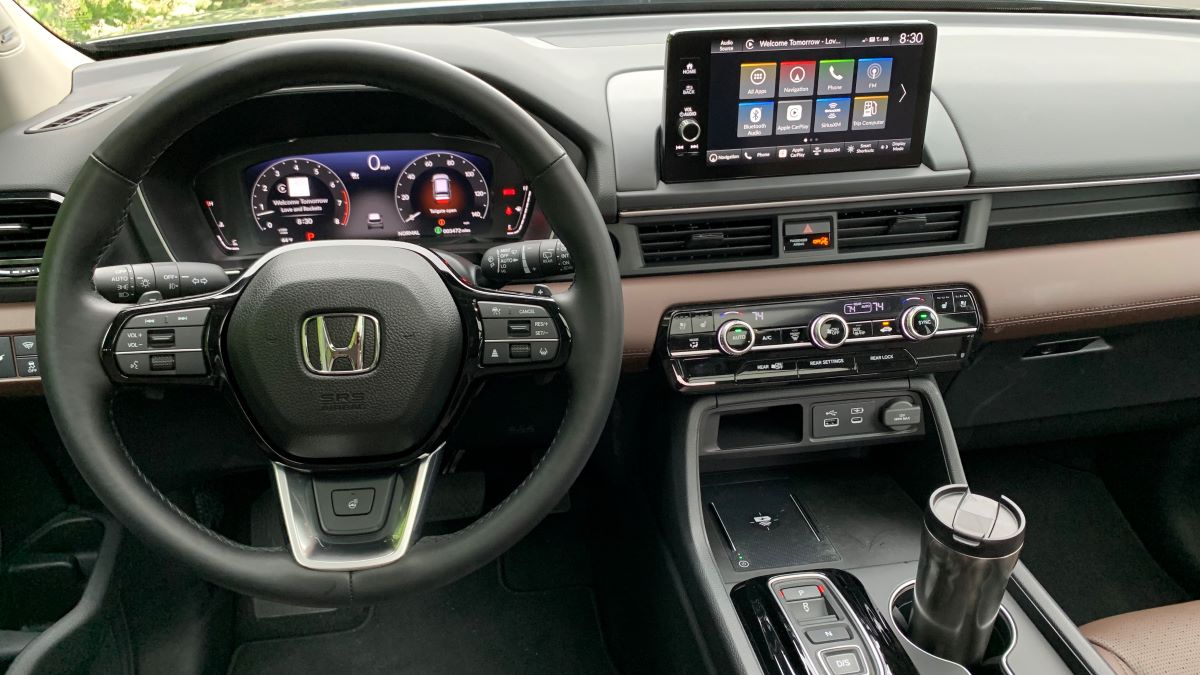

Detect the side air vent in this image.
[637,217,776,265]
[26,96,130,134]
[838,204,967,252]
[0,195,59,284]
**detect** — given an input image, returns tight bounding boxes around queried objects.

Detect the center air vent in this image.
[0,195,59,284]
[837,204,966,252]
[637,217,776,265]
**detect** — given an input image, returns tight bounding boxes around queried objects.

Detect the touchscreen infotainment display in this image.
[662,23,936,182]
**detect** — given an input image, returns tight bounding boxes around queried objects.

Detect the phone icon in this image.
[829,65,844,80]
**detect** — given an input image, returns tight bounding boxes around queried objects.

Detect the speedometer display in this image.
[394,152,490,237]
[237,148,531,248]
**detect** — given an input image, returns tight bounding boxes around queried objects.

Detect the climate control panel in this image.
[661,287,980,391]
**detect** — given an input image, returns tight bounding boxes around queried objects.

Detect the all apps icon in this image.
[738,62,777,99]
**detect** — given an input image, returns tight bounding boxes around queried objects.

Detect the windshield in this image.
[14,0,1200,45]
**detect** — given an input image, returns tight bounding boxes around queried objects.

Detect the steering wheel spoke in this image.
[99,291,237,386]
[273,447,443,571]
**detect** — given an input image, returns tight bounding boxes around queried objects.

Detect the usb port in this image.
[823,418,840,428]
[850,417,864,425]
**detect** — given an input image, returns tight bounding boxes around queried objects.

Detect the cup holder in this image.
[889,582,1016,675]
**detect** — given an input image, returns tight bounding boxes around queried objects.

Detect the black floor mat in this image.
[230,511,615,675]
[229,561,614,674]
[965,448,1190,625]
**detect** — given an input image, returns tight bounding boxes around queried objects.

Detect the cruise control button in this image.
[669,334,715,353]
[806,625,852,644]
[858,349,916,373]
[509,343,532,360]
[12,335,36,357]
[530,341,559,362]
[478,301,548,319]
[529,318,557,339]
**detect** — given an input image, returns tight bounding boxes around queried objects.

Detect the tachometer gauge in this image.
[250,158,349,241]
[394,152,489,237]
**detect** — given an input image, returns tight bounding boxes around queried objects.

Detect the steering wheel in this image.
[35,39,623,606]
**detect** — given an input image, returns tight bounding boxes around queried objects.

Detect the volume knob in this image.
[717,320,755,356]
[900,305,940,341]
[810,314,849,350]
[678,118,702,144]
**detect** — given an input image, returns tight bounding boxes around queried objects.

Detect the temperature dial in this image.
[900,305,940,341]
[809,314,849,350]
[717,320,755,356]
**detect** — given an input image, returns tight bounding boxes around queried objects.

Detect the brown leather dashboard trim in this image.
[0,302,41,395]
[520,230,1200,371]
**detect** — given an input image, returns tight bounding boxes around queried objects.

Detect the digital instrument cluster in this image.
[194,137,534,256]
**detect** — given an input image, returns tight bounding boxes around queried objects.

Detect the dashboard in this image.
[194,135,534,258]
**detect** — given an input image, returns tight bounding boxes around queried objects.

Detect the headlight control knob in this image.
[716,320,755,356]
[900,305,940,341]
[809,314,849,350]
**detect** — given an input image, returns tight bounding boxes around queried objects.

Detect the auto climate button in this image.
[717,319,755,356]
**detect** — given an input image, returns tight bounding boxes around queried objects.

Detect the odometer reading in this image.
[394,152,489,237]
[250,158,349,242]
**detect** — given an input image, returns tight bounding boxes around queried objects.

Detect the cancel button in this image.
[859,349,917,373]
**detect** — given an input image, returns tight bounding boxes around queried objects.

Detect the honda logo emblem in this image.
[301,313,380,375]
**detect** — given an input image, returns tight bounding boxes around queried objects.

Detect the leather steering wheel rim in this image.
[35,38,623,606]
